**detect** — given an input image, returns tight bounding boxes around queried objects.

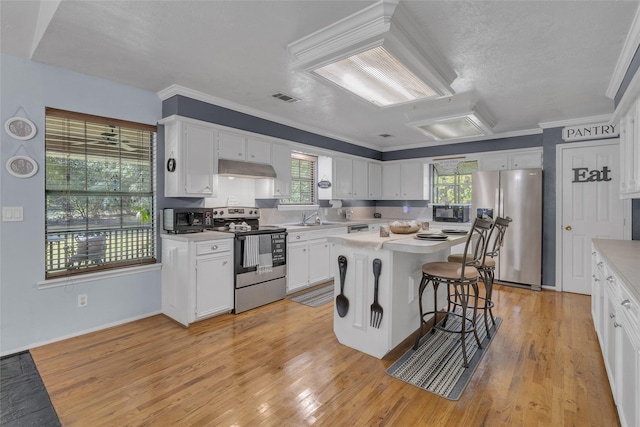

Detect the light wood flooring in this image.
[31,284,619,426]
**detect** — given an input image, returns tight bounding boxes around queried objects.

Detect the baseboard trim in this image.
[0,310,162,357]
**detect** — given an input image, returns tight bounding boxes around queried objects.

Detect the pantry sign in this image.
[562,122,618,142]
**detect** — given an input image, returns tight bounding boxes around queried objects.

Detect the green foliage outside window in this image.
[281,153,316,205]
[432,160,477,204]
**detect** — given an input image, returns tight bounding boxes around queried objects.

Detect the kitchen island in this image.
[327,230,470,358]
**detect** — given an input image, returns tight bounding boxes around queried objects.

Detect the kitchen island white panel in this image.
[327,231,469,358]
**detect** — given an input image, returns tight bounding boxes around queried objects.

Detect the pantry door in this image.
[558,140,625,294]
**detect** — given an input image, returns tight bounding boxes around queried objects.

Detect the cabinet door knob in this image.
[211,245,218,250]
[614,322,622,328]
[223,261,228,265]
[621,299,631,308]
[609,313,616,318]
[296,236,301,240]
[606,276,614,283]
[565,225,572,231]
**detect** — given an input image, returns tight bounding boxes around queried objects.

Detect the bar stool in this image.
[447,217,511,337]
[413,218,493,367]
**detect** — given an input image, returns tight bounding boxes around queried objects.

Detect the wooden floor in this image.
[31,284,620,426]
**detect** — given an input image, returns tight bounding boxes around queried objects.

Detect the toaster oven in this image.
[163,208,213,233]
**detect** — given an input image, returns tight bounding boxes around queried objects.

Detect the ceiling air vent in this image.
[272,92,300,103]
[378,134,393,138]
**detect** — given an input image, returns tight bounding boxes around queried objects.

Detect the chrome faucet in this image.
[302,211,318,225]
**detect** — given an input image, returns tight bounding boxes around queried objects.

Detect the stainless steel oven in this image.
[211,207,288,313]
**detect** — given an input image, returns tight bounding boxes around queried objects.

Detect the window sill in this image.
[37,263,162,290]
[277,204,320,211]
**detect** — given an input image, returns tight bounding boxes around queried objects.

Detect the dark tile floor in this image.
[0,351,60,427]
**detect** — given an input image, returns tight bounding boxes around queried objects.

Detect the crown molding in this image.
[607,5,640,99]
[287,0,397,69]
[157,84,382,151]
[379,128,542,152]
[538,114,613,129]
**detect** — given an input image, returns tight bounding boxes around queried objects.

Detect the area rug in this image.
[289,283,334,307]
[386,311,502,400]
[0,351,61,426]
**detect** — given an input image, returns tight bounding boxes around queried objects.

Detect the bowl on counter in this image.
[389,222,420,234]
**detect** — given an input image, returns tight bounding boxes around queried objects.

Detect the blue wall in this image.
[0,54,163,354]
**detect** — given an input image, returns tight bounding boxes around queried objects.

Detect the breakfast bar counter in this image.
[327,230,470,358]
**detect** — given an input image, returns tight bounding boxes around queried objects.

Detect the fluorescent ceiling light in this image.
[407,109,495,141]
[288,0,456,107]
[313,46,438,106]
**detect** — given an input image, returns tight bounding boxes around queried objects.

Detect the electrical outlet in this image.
[78,294,88,308]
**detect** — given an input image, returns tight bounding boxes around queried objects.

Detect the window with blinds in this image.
[44,108,157,278]
[432,160,477,205]
[280,152,316,205]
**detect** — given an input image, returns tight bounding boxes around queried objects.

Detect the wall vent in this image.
[272,92,300,103]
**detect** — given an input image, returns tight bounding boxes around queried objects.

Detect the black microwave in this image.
[163,208,213,233]
[432,205,470,223]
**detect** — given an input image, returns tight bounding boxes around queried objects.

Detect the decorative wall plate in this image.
[6,155,38,178]
[4,117,37,140]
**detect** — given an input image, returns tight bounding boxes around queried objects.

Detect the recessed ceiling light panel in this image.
[288,1,456,108]
[408,109,495,141]
[313,46,438,106]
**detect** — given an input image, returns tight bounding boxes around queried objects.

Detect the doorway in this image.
[556,139,628,294]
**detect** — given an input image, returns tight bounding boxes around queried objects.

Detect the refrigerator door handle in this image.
[494,187,500,219]
[498,188,504,218]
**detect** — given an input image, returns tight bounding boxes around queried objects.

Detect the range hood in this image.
[217,159,277,179]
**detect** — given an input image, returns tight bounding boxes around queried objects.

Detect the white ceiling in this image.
[1,0,638,151]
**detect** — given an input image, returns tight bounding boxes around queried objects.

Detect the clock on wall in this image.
[4,116,37,140]
[6,155,38,178]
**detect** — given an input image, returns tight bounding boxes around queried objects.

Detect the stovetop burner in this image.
[208,207,286,235]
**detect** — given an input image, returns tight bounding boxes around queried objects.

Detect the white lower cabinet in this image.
[161,235,234,326]
[592,242,640,427]
[287,227,348,293]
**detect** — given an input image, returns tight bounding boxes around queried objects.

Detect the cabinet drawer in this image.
[619,282,639,332]
[196,240,232,255]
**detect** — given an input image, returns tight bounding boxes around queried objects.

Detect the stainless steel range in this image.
[211,207,287,314]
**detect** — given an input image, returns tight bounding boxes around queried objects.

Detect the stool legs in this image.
[413,273,482,368]
[478,268,496,338]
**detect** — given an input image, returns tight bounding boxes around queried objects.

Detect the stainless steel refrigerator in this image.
[472,168,542,290]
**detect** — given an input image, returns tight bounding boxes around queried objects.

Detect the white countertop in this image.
[160,230,233,242]
[327,229,469,254]
[593,238,640,302]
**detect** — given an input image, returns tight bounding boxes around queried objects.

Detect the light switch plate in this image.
[2,206,23,222]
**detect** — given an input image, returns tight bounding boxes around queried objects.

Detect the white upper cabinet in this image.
[352,158,368,199]
[270,143,292,198]
[162,116,217,198]
[479,149,542,171]
[218,131,271,164]
[509,150,542,169]
[619,100,640,198]
[247,137,271,164]
[400,162,424,199]
[332,157,369,199]
[333,157,353,199]
[382,163,402,199]
[382,162,425,200]
[479,153,508,171]
[368,162,382,199]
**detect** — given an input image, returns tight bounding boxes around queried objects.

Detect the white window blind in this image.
[44,108,157,278]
